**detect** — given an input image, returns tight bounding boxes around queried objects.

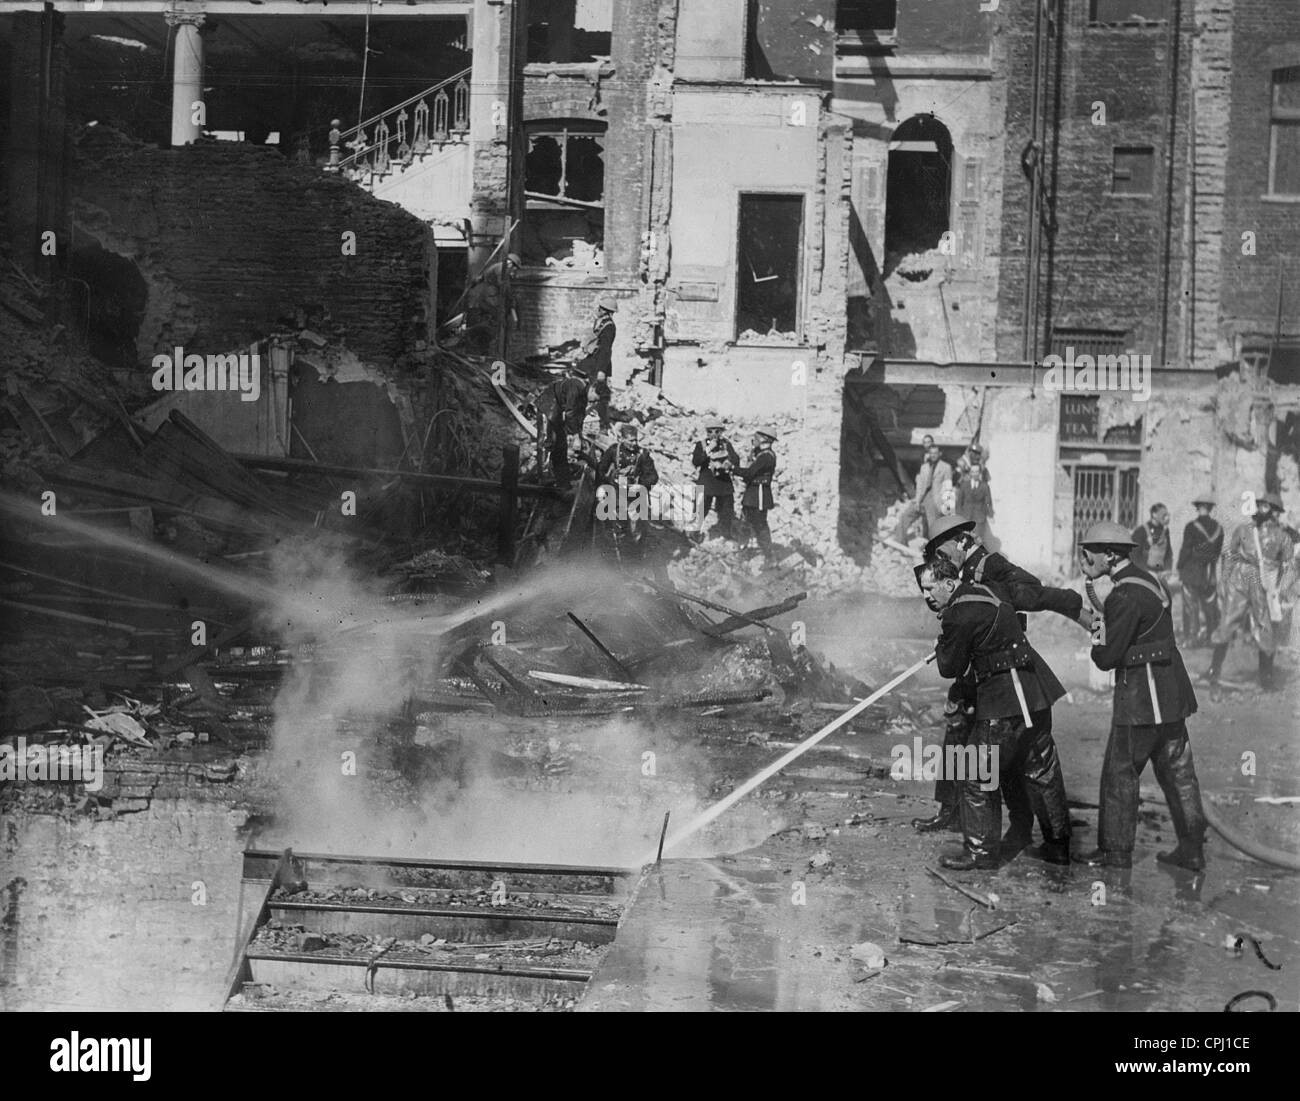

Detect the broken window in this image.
[521,122,606,270]
[1269,67,1300,197]
[837,1,897,35]
[736,193,804,342]
[1112,147,1154,195]
[526,0,613,65]
[1089,0,1166,24]
[884,114,952,271]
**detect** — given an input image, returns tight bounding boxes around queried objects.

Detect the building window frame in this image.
[1268,66,1300,199]
[520,120,607,273]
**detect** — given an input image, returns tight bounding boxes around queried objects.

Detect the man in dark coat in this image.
[1177,493,1224,646]
[575,295,617,382]
[538,367,589,482]
[913,514,1088,862]
[918,560,1071,871]
[691,421,740,540]
[739,428,778,558]
[1078,521,1208,871]
[596,423,659,543]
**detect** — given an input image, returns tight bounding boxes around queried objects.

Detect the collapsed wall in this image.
[70,129,437,382]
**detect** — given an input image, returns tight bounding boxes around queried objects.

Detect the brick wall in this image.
[997,0,1195,364]
[1219,0,1300,348]
[72,135,436,372]
[512,0,664,367]
[5,10,71,278]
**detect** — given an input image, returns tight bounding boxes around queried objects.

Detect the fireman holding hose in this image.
[1078,521,1208,871]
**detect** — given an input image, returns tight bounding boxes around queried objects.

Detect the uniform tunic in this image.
[1089,561,1206,854]
[739,449,776,511]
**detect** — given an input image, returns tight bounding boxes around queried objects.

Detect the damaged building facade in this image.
[3,0,1299,575]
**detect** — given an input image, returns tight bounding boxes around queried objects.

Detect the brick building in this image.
[3,0,1297,573]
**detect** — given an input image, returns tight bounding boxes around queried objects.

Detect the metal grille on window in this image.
[1049,329,1128,360]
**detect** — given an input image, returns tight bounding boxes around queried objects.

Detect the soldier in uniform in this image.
[1206,490,1296,690]
[912,513,1087,862]
[1078,521,1207,870]
[691,421,740,540]
[917,559,1071,871]
[1176,493,1224,647]
[596,423,659,544]
[739,428,778,558]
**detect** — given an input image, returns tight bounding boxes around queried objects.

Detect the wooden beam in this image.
[230,453,559,499]
[497,445,520,563]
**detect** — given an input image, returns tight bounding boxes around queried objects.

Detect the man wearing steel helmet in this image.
[915,558,1070,871]
[1078,521,1207,871]
[739,428,778,559]
[911,513,1083,862]
[1205,490,1295,690]
[576,295,618,382]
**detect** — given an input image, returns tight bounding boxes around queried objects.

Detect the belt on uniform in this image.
[971,644,1035,727]
[1122,640,1170,724]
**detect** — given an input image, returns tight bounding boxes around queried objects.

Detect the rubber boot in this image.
[1157,841,1205,872]
[1259,651,1277,691]
[912,807,959,833]
[1204,643,1228,683]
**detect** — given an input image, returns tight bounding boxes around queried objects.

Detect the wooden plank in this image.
[703,593,808,637]
[230,453,559,499]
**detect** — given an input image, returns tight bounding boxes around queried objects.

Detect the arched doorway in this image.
[883,114,952,272]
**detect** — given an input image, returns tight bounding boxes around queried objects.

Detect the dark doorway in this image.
[436,248,468,328]
[68,240,147,371]
[736,193,804,341]
[884,114,953,271]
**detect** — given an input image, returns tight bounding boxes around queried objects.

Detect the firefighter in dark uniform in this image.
[576,295,618,382]
[692,421,740,540]
[1177,493,1224,646]
[596,423,659,544]
[739,428,778,557]
[539,366,590,482]
[1078,521,1208,870]
[918,560,1072,871]
[912,513,1090,862]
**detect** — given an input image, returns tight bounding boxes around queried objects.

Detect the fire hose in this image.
[1085,580,1300,872]
[644,652,938,863]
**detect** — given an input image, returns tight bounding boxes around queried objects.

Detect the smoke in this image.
[256,548,783,868]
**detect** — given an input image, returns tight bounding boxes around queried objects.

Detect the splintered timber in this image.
[150,345,261,402]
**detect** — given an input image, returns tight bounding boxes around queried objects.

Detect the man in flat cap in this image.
[1177,494,1224,647]
[1206,490,1296,690]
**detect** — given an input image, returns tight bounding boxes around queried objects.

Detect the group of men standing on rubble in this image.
[535,297,782,558]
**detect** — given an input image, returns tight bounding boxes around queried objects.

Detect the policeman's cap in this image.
[1191,493,1216,507]
[1257,489,1284,511]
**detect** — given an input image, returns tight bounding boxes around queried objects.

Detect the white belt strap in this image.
[1009,667,1034,728]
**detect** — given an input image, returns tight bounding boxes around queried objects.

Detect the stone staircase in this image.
[326,68,473,240]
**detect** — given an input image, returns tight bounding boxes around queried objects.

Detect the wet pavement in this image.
[580,619,1300,1012]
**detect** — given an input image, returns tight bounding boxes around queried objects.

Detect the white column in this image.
[165,11,206,147]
